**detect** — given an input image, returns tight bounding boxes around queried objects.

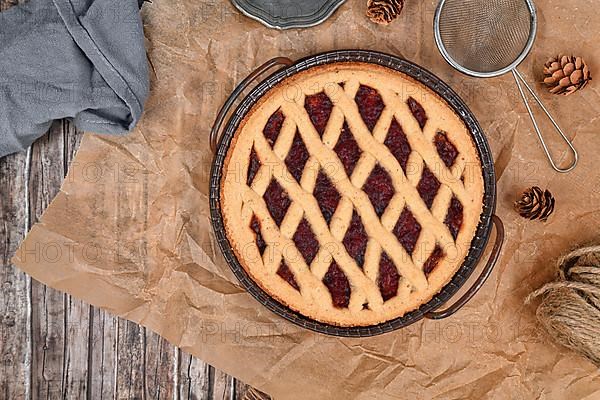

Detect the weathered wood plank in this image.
[61,116,92,400]
[144,331,177,399]
[28,121,68,399]
[63,119,83,169]
[88,306,118,399]
[235,381,251,400]
[212,368,235,400]
[0,149,31,400]
[241,387,272,400]
[62,122,123,400]
[63,297,91,398]
[237,382,272,400]
[1,3,43,400]
[178,351,211,400]
[116,319,146,399]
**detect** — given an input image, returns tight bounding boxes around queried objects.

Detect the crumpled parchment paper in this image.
[13,0,600,398]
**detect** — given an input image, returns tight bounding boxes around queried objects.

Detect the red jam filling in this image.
[333,122,362,177]
[407,97,427,129]
[305,92,333,137]
[342,210,368,268]
[250,215,266,256]
[323,261,351,308]
[247,146,261,186]
[417,166,440,209]
[384,118,411,173]
[313,170,341,225]
[292,217,320,266]
[284,130,309,183]
[378,252,400,301]
[355,85,385,132]
[434,131,459,168]
[444,196,463,240]
[263,110,285,146]
[277,261,300,291]
[363,164,394,217]
[423,245,444,275]
[263,179,291,227]
[393,208,421,256]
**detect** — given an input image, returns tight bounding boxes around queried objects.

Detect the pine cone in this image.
[543,55,591,96]
[366,0,404,25]
[514,187,555,222]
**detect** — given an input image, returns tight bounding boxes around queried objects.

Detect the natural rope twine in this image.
[526,245,600,366]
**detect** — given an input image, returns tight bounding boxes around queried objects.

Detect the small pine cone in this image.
[543,55,591,96]
[514,187,555,222]
[366,0,404,25]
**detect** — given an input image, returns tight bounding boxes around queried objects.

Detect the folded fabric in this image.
[0,0,149,158]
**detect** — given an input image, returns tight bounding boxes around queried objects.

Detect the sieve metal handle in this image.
[210,57,294,153]
[425,215,504,320]
[512,69,579,173]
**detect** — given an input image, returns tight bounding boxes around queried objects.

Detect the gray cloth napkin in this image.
[0,0,149,158]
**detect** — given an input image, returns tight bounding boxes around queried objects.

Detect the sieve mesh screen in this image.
[437,0,533,74]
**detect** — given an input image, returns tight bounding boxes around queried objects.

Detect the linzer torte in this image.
[220,62,484,326]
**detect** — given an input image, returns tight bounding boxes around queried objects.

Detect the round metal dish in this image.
[230,0,347,29]
[210,50,502,337]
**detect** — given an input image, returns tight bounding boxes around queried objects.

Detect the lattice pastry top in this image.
[221,62,484,327]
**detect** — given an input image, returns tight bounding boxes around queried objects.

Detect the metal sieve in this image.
[434,0,578,173]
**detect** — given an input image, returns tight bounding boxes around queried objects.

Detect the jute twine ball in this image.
[526,245,600,366]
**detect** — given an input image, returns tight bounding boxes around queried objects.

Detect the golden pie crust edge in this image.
[219,61,485,327]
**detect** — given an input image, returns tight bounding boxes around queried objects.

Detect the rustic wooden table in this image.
[0,1,269,398]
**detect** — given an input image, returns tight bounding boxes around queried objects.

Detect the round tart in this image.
[220,62,484,327]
